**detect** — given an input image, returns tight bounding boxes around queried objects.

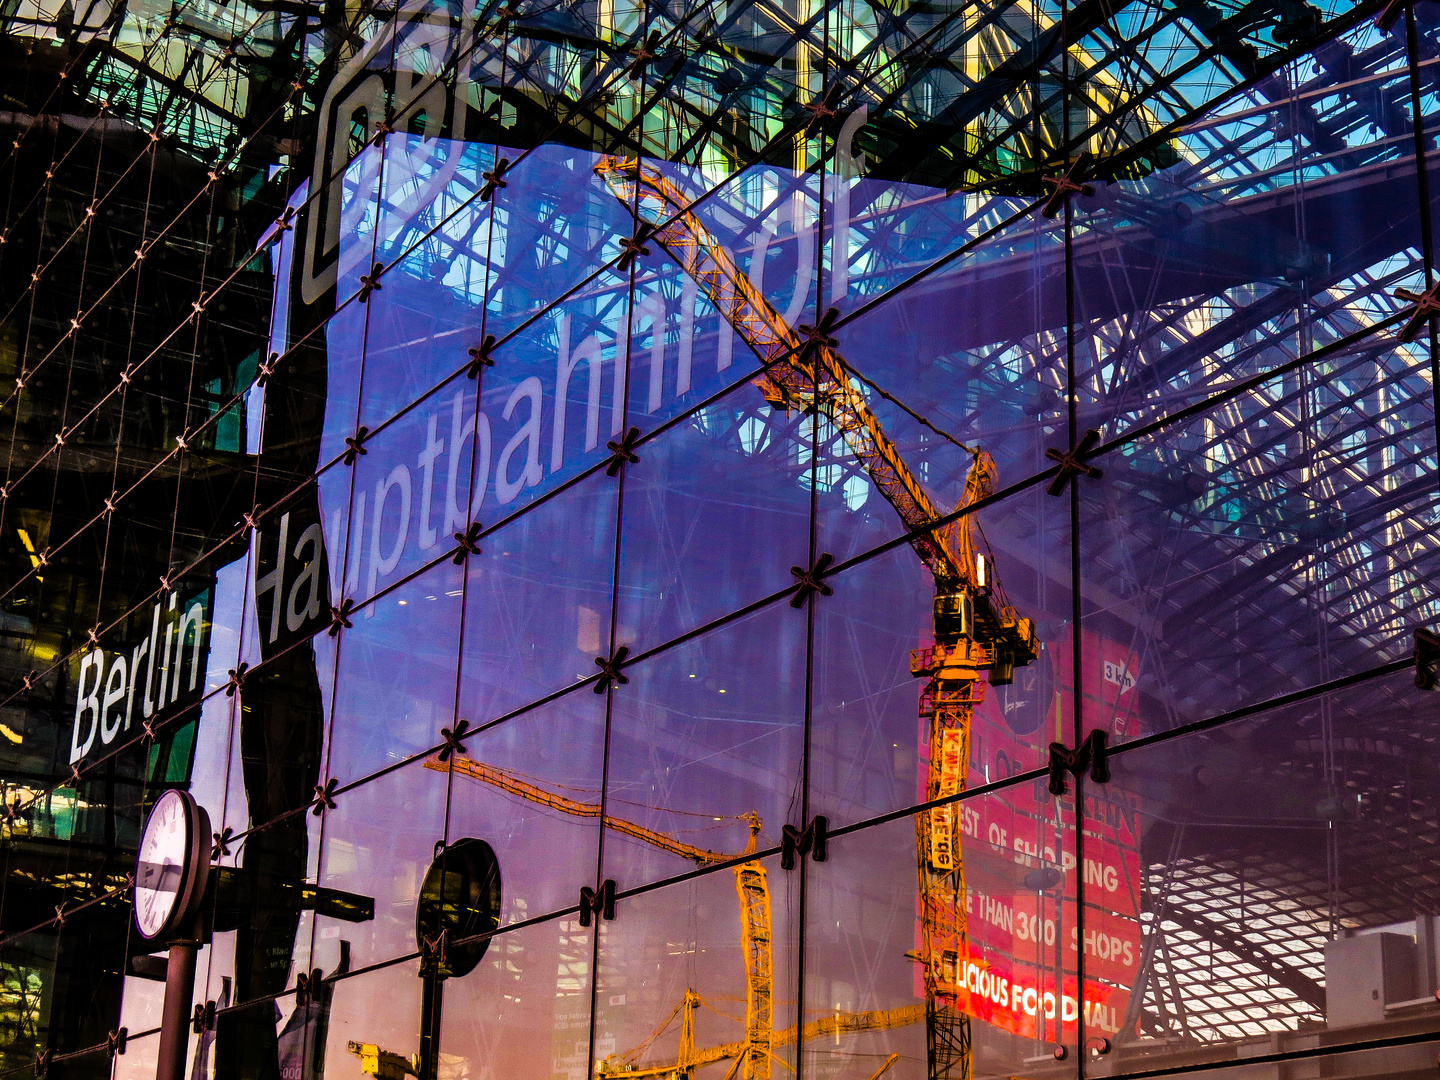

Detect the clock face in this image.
[134,790,193,940]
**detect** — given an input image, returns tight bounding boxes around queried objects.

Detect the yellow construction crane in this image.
[594,157,1038,1080]
[427,758,922,1078]
[423,757,776,1077]
[598,992,923,1079]
[425,756,762,866]
[348,1040,419,1079]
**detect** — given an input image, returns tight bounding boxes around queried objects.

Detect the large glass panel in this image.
[468,143,636,352]
[338,143,654,606]
[617,219,745,430]
[113,1028,163,1080]
[360,135,497,432]
[438,912,596,1080]
[315,958,423,1080]
[819,201,1067,559]
[0,924,60,1073]
[616,379,812,653]
[1081,668,1440,1066]
[309,757,448,972]
[456,471,617,724]
[322,560,466,785]
[810,475,1075,829]
[332,380,477,610]
[1075,22,1436,736]
[196,547,322,1079]
[465,280,631,525]
[601,603,806,893]
[1078,344,1437,741]
[442,693,606,925]
[805,788,1083,1080]
[591,851,800,1080]
[800,818,930,1078]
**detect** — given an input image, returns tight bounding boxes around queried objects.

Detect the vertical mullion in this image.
[585,10,650,1077]
[796,3,831,1073]
[1403,4,1440,501]
[443,0,516,894]
[1059,0,1088,1070]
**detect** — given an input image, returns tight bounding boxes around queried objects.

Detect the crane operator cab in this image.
[916,576,1038,689]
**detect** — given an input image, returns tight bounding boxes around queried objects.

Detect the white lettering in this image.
[100,655,127,743]
[829,106,867,305]
[69,649,103,764]
[344,492,366,594]
[172,600,205,700]
[472,411,492,514]
[126,638,147,729]
[140,603,160,717]
[417,413,445,550]
[1104,659,1135,693]
[71,593,212,763]
[676,278,696,396]
[552,315,603,472]
[254,512,291,644]
[159,593,176,704]
[288,523,325,631]
[750,209,815,329]
[632,290,667,414]
[368,464,413,598]
[1083,857,1120,893]
[444,391,475,537]
[496,376,544,504]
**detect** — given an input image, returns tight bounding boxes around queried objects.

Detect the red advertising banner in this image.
[916,626,1145,1042]
[950,951,1134,1040]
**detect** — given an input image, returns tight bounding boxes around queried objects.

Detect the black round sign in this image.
[415,838,501,979]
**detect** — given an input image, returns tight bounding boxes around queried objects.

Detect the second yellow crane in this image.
[427,757,922,1077]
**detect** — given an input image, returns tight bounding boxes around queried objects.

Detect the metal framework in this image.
[3,0,1440,1069]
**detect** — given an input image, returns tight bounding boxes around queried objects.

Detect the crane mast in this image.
[595,156,1039,1080]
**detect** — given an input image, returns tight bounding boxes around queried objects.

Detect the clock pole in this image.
[156,924,201,1080]
[133,790,212,1080]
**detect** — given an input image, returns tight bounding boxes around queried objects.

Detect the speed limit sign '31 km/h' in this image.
[134,789,212,1080]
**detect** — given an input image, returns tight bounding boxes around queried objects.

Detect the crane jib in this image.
[593,158,1036,665]
[595,159,964,571]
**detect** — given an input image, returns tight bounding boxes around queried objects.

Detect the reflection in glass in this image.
[439,914,594,1080]
[4,0,1440,1076]
[1084,671,1440,1069]
[592,852,799,1080]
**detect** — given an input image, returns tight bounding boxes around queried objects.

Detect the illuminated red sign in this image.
[915,626,1144,1042]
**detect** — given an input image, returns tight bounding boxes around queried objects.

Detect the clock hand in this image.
[135,859,184,894]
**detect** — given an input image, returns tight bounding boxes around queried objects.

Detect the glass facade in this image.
[0,0,1439,1075]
